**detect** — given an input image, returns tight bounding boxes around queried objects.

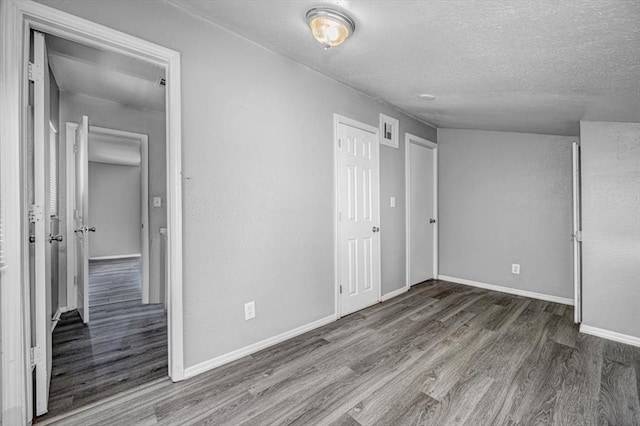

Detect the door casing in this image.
[0,1,185,423]
[405,133,438,290]
[333,114,382,318]
[65,124,151,308]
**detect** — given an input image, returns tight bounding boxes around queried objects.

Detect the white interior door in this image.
[75,116,91,323]
[336,118,380,316]
[572,142,582,323]
[32,30,53,416]
[409,141,436,285]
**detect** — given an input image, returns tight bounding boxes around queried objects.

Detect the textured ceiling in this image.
[47,35,165,112]
[167,0,640,136]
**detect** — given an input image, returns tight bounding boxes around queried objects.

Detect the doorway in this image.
[405,133,438,287]
[0,2,184,424]
[334,115,382,317]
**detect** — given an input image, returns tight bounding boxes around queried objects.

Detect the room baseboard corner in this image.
[183,314,337,379]
[380,286,409,302]
[438,275,574,306]
[579,324,640,347]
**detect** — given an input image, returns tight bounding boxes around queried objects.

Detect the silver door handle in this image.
[49,234,63,243]
[372,226,380,233]
[74,228,83,233]
[86,226,96,232]
[430,218,436,224]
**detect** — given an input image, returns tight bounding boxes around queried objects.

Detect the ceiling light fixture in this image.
[418,93,436,100]
[306,8,355,49]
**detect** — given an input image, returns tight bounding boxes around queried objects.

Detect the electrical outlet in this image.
[512,263,521,275]
[390,197,396,208]
[244,301,256,320]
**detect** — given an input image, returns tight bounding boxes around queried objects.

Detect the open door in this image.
[31,30,53,416]
[572,142,582,323]
[74,116,91,323]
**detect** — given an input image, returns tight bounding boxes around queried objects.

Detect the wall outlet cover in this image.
[390,196,396,208]
[512,263,521,274]
[244,301,256,320]
[153,197,162,207]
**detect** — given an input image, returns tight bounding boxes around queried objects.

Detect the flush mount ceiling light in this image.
[418,93,436,101]
[306,8,355,49]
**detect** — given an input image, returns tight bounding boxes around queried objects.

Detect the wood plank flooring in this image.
[39,258,167,421]
[89,257,143,307]
[38,280,640,425]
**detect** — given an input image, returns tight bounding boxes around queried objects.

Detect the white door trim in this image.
[572,142,582,323]
[1,1,185,422]
[333,114,381,318]
[405,133,438,288]
[65,122,78,311]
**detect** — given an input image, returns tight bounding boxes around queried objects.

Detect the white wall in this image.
[438,129,576,299]
[59,91,166,303]
[37,0,437,369]
[88,161,141,258]
[581,121,640,339]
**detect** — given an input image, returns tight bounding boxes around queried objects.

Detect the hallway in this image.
[41,258,167,420]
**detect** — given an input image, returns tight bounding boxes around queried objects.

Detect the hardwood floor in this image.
[39,280,640,425]
[89,257,143,306]
[39,258,167,422]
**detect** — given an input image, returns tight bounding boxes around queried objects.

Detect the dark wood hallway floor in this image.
[40,279,639,425]
[40,258,167,421]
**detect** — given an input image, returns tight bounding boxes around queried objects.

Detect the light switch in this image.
[390,197,396,208]
[153,197,162,207]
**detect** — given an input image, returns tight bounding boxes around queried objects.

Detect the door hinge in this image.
[338,139,342,148]
[574,230,583,242]
[29,204,44,223]
[28,62,43,82]
[30,347,35,368]
[73,143,78,153]
[340,285,343,294]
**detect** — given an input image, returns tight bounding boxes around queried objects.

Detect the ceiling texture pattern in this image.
[167,0,640,136]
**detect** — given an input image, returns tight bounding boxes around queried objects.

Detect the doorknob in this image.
[429,218,436,224]
[49,234,63,243]
[74,228,84,233]
[372,226,380,233]
[86,226,96,232]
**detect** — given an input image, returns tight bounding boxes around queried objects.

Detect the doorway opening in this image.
[0,2,184,424]
[405,133,438,288]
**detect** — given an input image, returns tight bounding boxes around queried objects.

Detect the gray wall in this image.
[59,91,166,304]
[581,121,640,338]
[88,162,141,258]
[438,129,575,299]
[37,0,436,368]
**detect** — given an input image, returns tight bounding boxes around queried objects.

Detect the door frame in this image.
[405,133,438,289]
[333,114,381,318]
[0,1,184,423]
[572,142,582,323]
[65,124,151,307]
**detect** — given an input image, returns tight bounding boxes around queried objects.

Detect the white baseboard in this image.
[580,324,640,347]
[184,314,337,379]
[380,286,409,302]
[438,275,574,306]
[89,253,141,260]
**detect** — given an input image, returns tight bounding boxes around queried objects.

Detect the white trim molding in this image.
[380,286,409,302]
[184,315,337,379]
[580,324,640,347]
[438,275,574,306]
[1,1,185,422]
[89,254,141,261]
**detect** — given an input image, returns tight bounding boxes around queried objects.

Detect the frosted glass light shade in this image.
[306,8,355,49]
